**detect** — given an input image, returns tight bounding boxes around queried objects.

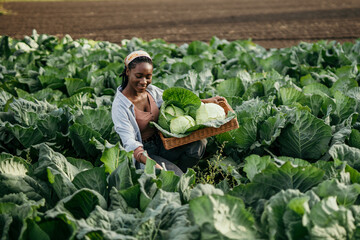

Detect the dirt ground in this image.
[1,0,360,49]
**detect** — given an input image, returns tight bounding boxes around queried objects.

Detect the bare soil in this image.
[1,0,360,48]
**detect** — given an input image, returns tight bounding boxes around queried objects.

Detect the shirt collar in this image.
[116,86,133,109]
[116,85,156,109]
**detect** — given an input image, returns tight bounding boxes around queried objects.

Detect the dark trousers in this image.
[143,135,207,176]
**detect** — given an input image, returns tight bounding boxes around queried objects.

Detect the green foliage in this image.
[195,142,239,188]
[1,31,360,239]
[189,194,257,239]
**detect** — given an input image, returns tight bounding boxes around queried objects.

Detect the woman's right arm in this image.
[113,113,142,153]
[111,100,142,153]
[112,104,162,169]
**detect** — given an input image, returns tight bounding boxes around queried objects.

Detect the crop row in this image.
[1,30,360,239]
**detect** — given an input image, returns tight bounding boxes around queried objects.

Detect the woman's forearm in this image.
[201,96,226,104]
[138,153,148,164]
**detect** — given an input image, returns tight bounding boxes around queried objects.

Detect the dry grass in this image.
[0,5,9,15]
[0,2,15,15]
[5,0,111,1]
[1,0,93,15]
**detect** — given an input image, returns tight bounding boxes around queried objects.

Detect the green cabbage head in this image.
[196,103,226,125]
[165,104,185,119]
[170,115,196,134]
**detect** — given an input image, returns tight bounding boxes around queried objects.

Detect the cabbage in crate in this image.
[151,87,235,138]
[196,103,226,125]
[157,87,201,133]
[170,115,196,134]
[165,105,185,118]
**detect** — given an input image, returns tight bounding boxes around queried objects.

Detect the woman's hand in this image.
[139,153,163,170]
[201,96,227,104]
[155,163,163,170]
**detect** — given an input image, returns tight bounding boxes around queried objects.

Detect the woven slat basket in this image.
[159,101,239,150]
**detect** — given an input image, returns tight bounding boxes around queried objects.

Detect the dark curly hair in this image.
[120,56,153,89]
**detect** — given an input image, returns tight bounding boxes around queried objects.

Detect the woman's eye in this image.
[135,74,151,79]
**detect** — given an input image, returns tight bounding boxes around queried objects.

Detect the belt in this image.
[142,134,157,143]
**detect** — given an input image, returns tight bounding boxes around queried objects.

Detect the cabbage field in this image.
[1,30,360,239]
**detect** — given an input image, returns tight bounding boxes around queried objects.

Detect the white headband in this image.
[124,50,152,67]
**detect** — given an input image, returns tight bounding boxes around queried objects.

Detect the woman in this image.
[111,50,225,176]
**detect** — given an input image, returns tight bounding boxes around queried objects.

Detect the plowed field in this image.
[1,0,360,48]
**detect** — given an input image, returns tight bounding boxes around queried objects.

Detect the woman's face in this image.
[126,62,153,93]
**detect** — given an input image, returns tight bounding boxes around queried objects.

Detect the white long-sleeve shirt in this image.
[111,84,163,165]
